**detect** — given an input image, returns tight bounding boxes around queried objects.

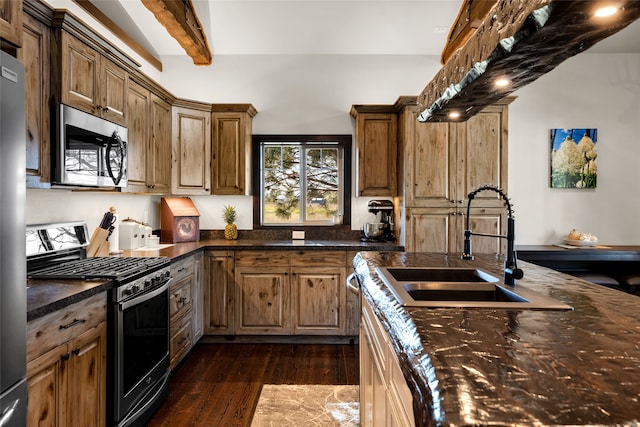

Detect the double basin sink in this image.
[375,267,573,310]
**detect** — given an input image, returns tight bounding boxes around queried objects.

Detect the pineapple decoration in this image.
[223,205,238,240]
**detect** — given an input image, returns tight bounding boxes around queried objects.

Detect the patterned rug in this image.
[251,384,360,427]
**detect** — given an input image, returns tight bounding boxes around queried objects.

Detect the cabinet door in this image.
[454,208,505,254]
[171,106,211,195]
[0,0,23,47]
[192,252,204,341]
[125,80,150,192]
[235,267,290,334]
[204,251,235,335]
[408,118,454,207]
[20,13,50,189]
[67,322,106,427]
[455,103,509,206]
[148,94,172,193]
[27,343,68,427]
[404,207,452,253]
[212,112,250,195]
[291,267,345,335]
[354,112,398,197]
[100,58,127,125]
[60,32,100,115]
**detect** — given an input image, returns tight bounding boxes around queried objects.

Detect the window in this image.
[252,135,351,226]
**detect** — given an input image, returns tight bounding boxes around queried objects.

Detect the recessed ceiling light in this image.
[448,111,461,119]
[595,6,619,18]
[495,78,510,87]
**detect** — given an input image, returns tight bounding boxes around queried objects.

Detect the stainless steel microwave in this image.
[52,104,128,188]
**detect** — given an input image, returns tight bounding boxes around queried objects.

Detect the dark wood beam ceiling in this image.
[418,0,640,122]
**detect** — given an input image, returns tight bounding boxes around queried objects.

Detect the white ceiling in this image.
[89,0,640,61]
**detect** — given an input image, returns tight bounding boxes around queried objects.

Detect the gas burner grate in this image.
[28,257,169,282]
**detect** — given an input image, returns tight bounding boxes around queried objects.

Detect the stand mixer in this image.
[362,200,395,242]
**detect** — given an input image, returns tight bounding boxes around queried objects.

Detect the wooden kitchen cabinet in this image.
[192,251,204,341]
[203,250,235,335]
[169,255,197,369]
[350,105,398,197]
[235,250,291,334]
[203,249,359,337]
[52,31,127,125]
[0,0,23,47]
[290,251,346,335]
[397,96,514,253]
[360,296,414,427]
[211,104,257,195]
[125,80,172,193]
[27,292,107,427]
[19,7,50,189]
[172,101,212,195]
[148,93,172,193]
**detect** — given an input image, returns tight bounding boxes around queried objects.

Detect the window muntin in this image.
[255,135,350,226]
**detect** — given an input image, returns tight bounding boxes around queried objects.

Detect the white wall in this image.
[509,53,640,245]
[26,23,640,243]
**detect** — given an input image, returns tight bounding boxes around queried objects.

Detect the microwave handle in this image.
[106,131,125,186]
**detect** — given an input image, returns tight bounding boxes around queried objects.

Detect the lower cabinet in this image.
[203,250,235,335]
[26,292,107,427]
[360,296,414,427]
[169,254,199,369]
[204,249,358,336]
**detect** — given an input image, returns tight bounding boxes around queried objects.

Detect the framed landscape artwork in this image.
[550,128,598,189]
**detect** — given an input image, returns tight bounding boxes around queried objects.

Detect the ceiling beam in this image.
[141,0,212,66]
[418,0,640,122]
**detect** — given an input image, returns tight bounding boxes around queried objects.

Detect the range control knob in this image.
[131,284,140,293]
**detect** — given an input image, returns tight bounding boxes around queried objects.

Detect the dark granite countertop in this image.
[353,251,640,426]
[27,239,402,321]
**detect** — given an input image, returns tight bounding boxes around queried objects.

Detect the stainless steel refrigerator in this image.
[0,50,27,426]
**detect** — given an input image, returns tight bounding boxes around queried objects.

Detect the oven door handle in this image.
[119,279,171,311]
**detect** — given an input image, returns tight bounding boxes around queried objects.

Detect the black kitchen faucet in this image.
[461,185,524,286]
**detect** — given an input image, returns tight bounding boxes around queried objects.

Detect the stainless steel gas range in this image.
[27,221,171,427]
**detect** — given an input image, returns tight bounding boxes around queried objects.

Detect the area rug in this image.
[251,384,359,427]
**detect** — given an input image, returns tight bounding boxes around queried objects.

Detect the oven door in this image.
[111,279,170,425]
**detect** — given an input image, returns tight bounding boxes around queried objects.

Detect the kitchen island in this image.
[353,251,640,426]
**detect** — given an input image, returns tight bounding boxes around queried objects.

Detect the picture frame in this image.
[550,128,598,189]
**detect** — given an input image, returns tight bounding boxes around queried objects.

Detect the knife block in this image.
[87,227,111,257]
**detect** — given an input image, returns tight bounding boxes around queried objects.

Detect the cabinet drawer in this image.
[169,277,192,319]
[170,311,192,368]
[27,292,106,362]
[290,250,346,267]
[171,256,196,282]
[235,250,289,267]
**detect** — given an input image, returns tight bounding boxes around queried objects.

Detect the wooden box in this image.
[160,197,200,243]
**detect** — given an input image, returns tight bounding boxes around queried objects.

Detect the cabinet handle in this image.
[59,318,86,329]
[61,353,70,361]
[71,348,80,356]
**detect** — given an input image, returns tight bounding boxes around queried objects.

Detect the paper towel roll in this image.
[109,206,121,254]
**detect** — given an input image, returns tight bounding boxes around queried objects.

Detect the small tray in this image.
[563,238,598,247]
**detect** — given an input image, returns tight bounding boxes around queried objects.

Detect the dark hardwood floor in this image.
[147,342,359,426]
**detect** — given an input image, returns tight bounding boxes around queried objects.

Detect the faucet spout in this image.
[461,185,524,286]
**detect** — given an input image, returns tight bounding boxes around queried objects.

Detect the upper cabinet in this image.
[350,105,398,197]
[211,104,257,195]
[20,3,50,189]
[0,0,23,47]
[52,31,127,125]
[125,80,172,194]
[171,100,212,195]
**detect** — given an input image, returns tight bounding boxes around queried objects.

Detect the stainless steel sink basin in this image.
[375,267,573,310]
